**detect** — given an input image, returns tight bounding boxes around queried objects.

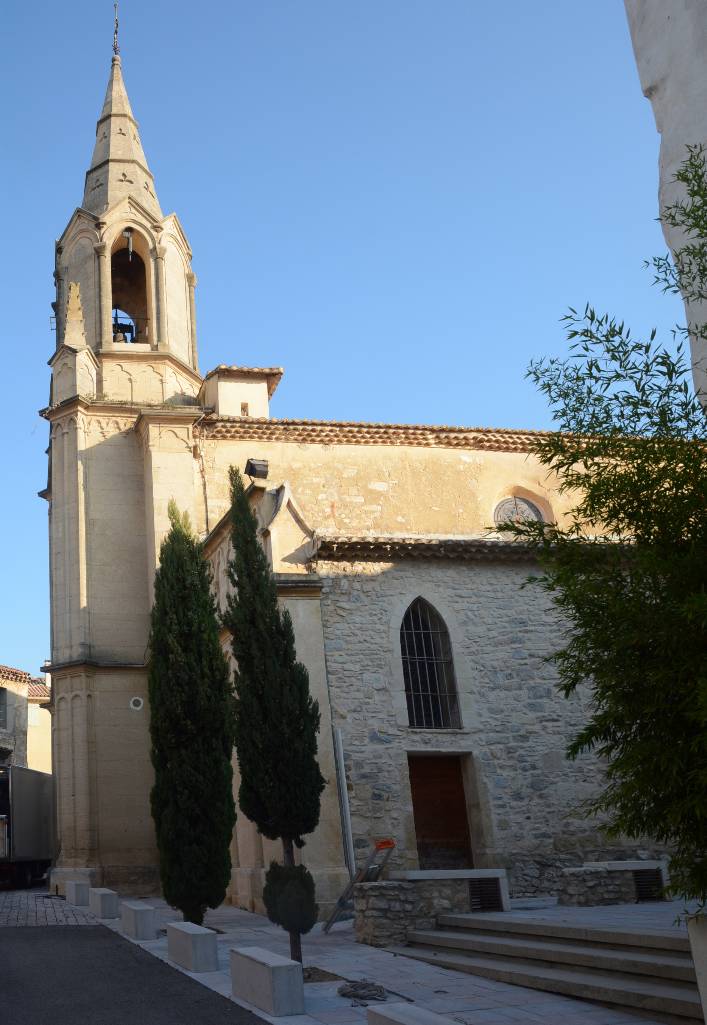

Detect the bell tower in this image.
[54,51,199,380]
[43,34,207,894]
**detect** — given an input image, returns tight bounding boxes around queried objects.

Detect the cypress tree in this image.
[224,467,325,962]
[148,501,235,925]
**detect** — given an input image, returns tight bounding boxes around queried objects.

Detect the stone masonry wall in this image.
[353,879,470,947]
[318,557,654,895]
[557,867,638,907]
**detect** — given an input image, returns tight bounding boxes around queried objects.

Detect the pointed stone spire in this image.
[63,282,88,349]
[82,55,162,219]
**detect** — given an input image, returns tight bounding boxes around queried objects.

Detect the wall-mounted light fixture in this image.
[245,458,268,480]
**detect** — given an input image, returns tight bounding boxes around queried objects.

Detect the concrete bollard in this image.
[65,880,90,907]
[120,900,157,940]
[230,946,305,1016]
[167,921,218,972]
[88,887,120,919]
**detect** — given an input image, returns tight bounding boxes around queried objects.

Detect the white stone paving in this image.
[0,887,97,927]
[100,898,691,1025]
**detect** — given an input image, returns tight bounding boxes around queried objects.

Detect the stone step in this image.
[437,912,692,954]
[510,897,559,911]
[390,944,704,1022]
[406,928,696,982]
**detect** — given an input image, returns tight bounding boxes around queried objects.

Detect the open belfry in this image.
[44,43,653,911]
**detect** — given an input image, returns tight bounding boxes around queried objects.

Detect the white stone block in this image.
[368,1004,454,1025]
[230,945,305,1016]
[88,887,120,919]
[120,900,157,940]
[688,915,707,1018]
[167,921,218,972]
[65,880,90,906]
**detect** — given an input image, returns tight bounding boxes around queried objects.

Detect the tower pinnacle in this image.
[113,2,120,56]
[82,46,161,218]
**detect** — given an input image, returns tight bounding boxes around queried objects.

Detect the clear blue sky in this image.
[0,2,683,674]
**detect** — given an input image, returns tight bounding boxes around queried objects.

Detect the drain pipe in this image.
[333,727,356,879]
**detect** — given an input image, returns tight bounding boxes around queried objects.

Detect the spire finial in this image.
[113,2,120,56]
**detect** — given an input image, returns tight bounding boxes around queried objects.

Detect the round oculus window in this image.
[129,696,144,712]
[494,497,544,527]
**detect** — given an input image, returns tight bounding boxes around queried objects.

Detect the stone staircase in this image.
[389,912,704,1023]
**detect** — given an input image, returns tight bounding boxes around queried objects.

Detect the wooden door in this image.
[407,754,473,869]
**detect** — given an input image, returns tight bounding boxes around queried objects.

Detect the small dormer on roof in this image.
[200,366,284,419]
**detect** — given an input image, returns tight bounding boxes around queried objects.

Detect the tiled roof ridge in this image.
[28,681,51,699]
[315,534,536,562]
[197,415,552,452]
[0,664,36,684]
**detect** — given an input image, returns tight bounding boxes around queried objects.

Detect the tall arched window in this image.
[400,598,461,729]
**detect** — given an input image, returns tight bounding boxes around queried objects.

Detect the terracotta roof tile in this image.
[197,416,549,452]
[28,681,50,699]
[315,535,536,562]
[0,666,50,696]
[0,665,33,684]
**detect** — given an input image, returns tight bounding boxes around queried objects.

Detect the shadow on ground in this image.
[0,925,266,1025]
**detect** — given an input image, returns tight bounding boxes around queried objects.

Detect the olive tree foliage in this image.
[507,147,707,906]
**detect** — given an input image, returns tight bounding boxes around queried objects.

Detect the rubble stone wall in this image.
[353,879,470,947]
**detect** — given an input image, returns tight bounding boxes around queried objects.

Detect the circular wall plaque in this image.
[494,496,544,527]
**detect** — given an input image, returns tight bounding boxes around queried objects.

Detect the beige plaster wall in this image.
[199,438,571,540]
[27,701,52,774]
[0,677,29,766]
[202,377,270,418]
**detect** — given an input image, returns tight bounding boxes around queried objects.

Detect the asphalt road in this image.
[0,925,266,1025]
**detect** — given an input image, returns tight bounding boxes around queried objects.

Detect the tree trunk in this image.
[183,904,205,926]
[282,838,303,963]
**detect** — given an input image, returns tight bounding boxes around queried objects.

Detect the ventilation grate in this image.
[633,868,663,902]
[469,877,504,912]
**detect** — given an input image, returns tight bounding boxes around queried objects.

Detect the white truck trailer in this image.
[0,765,53,887]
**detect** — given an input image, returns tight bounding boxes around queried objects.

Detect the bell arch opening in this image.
[110,230,151,343]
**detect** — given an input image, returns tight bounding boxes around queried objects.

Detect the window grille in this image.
[633,868,664,902]
[469,877,504,912]
[401,598,461,729]
[0,689,6,730]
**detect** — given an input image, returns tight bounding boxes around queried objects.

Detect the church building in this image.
[43,48,640,912]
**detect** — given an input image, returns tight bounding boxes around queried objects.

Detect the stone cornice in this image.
[201,365,283,398]
[98,347,203,386]
[133,407,205,431]
[314,535,536,563]
[40,395,205,423]
[196,415,548,452]
[46,658,147,675]
[274,573,323,596]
